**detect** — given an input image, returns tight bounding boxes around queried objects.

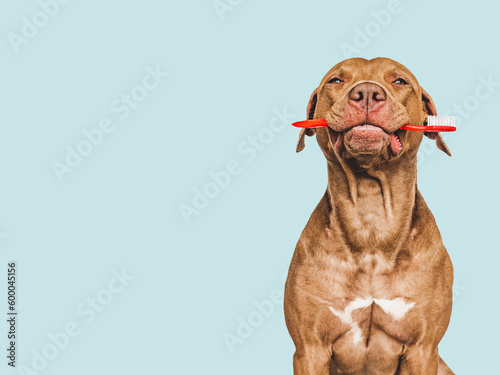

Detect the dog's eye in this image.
[327,77,343,84]
[393,78,408,85]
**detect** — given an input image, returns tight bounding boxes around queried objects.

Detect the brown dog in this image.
[284,58,454,375]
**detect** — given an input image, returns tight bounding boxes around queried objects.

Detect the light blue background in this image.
[0,0,498,374]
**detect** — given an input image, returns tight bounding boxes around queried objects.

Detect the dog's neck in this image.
[326,153,417,253]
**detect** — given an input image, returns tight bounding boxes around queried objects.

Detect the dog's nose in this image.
[348,83,387,112]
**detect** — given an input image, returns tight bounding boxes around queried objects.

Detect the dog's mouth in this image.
[330,125,403,156]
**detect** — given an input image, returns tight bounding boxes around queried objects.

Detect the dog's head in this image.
[297,57,451,166]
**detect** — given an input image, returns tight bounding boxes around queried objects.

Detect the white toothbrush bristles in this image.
[427,115,456,127]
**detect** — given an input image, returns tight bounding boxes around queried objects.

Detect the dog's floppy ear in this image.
[421,88,452,156]
[296,88,318,153]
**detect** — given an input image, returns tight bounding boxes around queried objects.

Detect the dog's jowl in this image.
[284,58,454,375]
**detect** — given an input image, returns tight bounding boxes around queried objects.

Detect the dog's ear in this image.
[421,88,452,156]
[296,88,318,153]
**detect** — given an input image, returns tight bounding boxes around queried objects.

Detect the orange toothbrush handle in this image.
[401,125,457,132]
[292,119,328,128]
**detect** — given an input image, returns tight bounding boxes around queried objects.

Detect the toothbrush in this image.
[400,116,456,132]
[292,116,457,132]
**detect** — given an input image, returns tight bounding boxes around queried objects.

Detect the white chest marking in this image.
[329,298,372,345]
[373,297,415,320]
[328,297,415,345]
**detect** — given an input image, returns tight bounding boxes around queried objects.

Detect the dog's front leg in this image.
[398,346,450,375]
[293,345,332,375]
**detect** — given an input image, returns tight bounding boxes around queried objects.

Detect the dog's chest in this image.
[327,295,419,374]
[329,296,416,345]
[311,253,422,350]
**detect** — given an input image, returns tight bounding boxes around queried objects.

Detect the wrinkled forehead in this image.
[320,57,420,87]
